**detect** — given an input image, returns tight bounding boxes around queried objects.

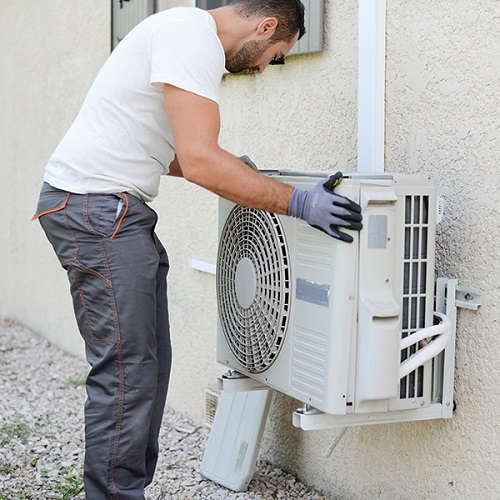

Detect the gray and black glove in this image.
[288,172,363,243]
[238,155,259,171]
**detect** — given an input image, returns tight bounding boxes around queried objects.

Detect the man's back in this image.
[44,7,225,202]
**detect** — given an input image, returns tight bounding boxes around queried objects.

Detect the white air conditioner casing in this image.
[216,172,438,416]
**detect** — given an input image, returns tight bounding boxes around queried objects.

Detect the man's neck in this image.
[208,6,255,60]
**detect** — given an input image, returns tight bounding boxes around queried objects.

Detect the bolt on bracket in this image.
[454,285,482,310]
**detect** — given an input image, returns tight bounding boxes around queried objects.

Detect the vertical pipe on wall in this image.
[357,0,386,172]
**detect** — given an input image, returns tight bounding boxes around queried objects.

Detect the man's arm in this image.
[163,84,293,215]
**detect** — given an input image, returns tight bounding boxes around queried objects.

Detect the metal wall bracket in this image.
[293,276,480,431]
[454,284,482,310]
[217,369,270,393]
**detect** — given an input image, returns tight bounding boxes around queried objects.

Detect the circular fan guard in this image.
[217,206,291,373]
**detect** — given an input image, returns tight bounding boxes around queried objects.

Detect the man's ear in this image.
[256,17,278,39]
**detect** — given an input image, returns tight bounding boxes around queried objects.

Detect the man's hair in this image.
[229,0,306,43]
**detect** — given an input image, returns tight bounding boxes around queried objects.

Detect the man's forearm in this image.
[178,148,293,215]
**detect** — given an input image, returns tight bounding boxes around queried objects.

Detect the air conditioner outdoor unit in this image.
[216,171,449,417]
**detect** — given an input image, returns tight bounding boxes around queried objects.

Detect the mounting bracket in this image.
[217,369,270,393]
[453,283,482,310]
[292,277,482,430]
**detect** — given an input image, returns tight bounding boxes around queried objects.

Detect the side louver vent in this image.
[400,195,430,399]
[217,206,291,373]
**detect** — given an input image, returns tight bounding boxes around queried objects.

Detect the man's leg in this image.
[37,186,171,499]
[145,233,171,486]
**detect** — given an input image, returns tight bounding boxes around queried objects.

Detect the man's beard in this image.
[225,39,272,74]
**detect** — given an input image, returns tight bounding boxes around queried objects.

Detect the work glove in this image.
[238,155,259,171]
[288,172,363,243]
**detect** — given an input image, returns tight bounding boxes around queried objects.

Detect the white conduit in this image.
[323,427,348,458]
[399,312,452,379]
[357,0,387,173]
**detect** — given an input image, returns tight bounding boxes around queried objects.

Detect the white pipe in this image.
[357,0,386,173]
[399,313,452,379]
[323,427,348,458]
[189,259,216,275]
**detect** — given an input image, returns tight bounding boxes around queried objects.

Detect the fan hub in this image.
[235,257,256,309]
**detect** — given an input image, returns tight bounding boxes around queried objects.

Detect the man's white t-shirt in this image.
[44,7,225,202]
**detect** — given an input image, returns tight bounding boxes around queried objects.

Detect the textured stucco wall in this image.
[256,2,499,499]
[385,7,499,495]
[0,1,110,355]
[1,0,498,499]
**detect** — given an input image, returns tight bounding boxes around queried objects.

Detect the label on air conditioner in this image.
[296,278,330,308]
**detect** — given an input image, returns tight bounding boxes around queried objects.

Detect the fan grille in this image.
[217,206,291,373]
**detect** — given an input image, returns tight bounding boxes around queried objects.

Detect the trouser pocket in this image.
[33,183,77,265]
[33,183,121,343]
[85,193,128,239]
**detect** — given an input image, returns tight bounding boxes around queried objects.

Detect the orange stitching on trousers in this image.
[110,193,129,239]
[31,193,70,221]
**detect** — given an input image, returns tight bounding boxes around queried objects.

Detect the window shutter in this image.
[111,0,155,50]
[196,0,324,55]
[288,0,324,55]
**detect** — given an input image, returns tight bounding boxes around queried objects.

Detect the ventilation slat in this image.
[400,195,430,400]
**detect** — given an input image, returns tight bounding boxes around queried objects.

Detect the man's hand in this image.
[288,172,363,243]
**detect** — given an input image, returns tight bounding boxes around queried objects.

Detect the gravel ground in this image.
[0,320,327,500]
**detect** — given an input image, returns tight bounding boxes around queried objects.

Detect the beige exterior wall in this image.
[1,1,498,498]
[0,0,111,355]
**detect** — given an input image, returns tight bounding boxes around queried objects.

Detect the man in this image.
[33,1,362,498]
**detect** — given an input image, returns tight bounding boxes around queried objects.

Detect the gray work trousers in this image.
[34,182,172,499]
